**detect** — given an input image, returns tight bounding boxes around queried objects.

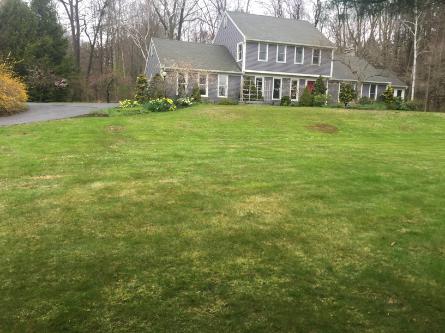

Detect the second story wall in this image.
[245,42,332,77]
[213,13,244,67]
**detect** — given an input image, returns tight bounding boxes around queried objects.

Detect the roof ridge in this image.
[152,37,225,48]
[227,11,312,25]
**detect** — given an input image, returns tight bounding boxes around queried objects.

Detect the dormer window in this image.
[294,46,304,64]
[236,42,243,62]
[276,45,286,63]
[312,49,321,65]
[258,43,268,61]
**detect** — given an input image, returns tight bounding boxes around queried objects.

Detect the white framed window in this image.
[312,48,321,65]
[294,46,304,64]
[276,45,286,63]
[369,84,377,100]
[198,73,208,97]
[176,72,188,96]
[258,43,268,61]
[290,79,299,101]
[218,74,228,98]
[273,78,281,100]
[255,76,264,97]
[236,42,243,62]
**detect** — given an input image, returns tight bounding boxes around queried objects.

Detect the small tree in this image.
[135,74,149,102]
[299,87,314,106]
[147,74,165,99]
[382,85,395,104]
[313,76,327,95]
[339,83,357,108]
[191,83,201,102]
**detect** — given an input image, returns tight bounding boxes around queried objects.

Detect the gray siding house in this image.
[147,11,407,103]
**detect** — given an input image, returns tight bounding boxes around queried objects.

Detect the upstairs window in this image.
[223,15,227,29]
[294,46,304,64]
[218,74,228,98]
[198,73,208,97]
[236,42,243,62]
[312,49,321,65]
[258,43,268,61]
[276,45,286,63]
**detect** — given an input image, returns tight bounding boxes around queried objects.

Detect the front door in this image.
[306,80,315,93]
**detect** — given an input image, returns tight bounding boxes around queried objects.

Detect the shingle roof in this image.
[152,38,241,73]
[227,11,334,48]
[332,54,407,87]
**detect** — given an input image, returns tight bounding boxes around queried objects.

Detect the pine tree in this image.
[313,76,327,96]
[135,75,149,102]
[339,83,357,108]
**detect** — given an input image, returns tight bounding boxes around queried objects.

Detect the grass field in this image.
[1,104,444,332]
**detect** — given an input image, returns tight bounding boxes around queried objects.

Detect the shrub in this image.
[339,83,357,108]
[313,93,327,107]
[147,74,165,100]
[314,76,327,95]
[217,99,238,105]
[382,85,395,107]
[191,84,201,103]
[358,96,372,105]
[144,98,176,112]
[299,87,313,106]
[280,95,291,106]
[119,99,140,108]
[135,75,149,102]
[176,97,194,107]
[0,63,28,115]
[403,99,423,111]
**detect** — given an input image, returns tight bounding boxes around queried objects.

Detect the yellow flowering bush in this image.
[144,98,176,112]
[0,63,28,115]
[119,99,140,108]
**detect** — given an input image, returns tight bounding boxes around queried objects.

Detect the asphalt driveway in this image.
[0,103,117,126]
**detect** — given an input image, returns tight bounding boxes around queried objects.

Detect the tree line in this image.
[0,0,443,111]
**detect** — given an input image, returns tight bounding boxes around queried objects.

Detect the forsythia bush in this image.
[119,99,140,108]
[144,98,176,112]
[0,63,28,115]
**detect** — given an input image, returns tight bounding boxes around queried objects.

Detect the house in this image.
[147,11,407,103]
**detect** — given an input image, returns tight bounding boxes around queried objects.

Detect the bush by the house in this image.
[144,98,176,112]
[313,93,328,107]
[314,76,327,95]
[176,97,193,107]
[299,87,313,106]
[217,99,238,105]
[191,84,201,103]
[280,95,291,106]
[119,99,140,108]
[0,63,28,115]
[358,96,372,105]
[382,85,396,109]
[403,99,423,111]
[135,75,149,102]
[147,74,165,100]
[339,83,357,108]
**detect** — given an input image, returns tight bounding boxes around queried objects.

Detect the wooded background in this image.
[0,0,443,111]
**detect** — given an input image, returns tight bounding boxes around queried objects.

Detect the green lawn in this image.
[1,104,444,332]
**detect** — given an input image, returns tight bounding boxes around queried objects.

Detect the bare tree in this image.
[57,0,82,71]
[152,0,200,40]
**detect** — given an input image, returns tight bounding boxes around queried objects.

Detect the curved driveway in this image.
[0,103,117,126]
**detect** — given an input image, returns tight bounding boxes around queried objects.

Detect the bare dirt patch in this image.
[306,123,338,134]
[107,125,125,132]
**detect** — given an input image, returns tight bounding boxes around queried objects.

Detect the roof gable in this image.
[227,11,334,48]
